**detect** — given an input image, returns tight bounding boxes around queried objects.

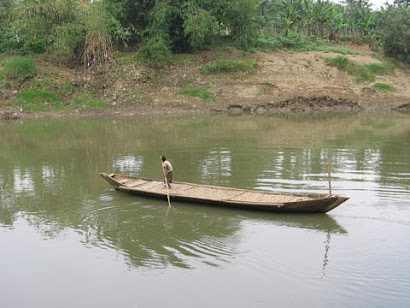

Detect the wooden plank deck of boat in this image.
[116,176,310,202]
[100,173,348,213]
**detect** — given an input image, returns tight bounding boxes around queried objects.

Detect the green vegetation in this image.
[72,93,109,110]
[1,0,122,66]
[380,6,410,63]
[326,55,397,82]
[114,53,141,66]
[1,0,408,66]
[0,0,407,115]
[255,36,281,51]
[298,45,361,55]
[200,60,257,74]
[255,34,360,55]
[372,83,395,92]
[179,88,212,100]
[326,56,351,69]
[11,89,108,111]
[0,56,37,86]
[139,36,174,67]
[12,89,64,111]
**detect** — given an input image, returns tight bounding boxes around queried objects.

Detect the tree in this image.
[139,0,259,63]
[380,7,410,62]
[0,0,14,23]
[394,0,410,8]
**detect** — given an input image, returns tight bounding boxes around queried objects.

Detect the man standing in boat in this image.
[161,155,173,189]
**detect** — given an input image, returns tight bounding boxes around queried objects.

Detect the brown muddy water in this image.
[1,112,409,307]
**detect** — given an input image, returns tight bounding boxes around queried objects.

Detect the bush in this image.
[255,36,281,51]
[340,34,353,42]
[200,60,257,74]
[0,56,37,86]
[139,36,173,66]
[278,33,307,49]
[381,7,410,63]
[24,35,48,54]
[0,26,26,54]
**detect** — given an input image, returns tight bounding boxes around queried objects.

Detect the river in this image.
[0,112,409,307]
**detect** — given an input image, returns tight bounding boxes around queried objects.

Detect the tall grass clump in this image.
[179,88,212,100]
[11,0,121,66]
[0,56,37,86]
[200,60,257,74]
[81,2,115,67]
[326,55,350,70]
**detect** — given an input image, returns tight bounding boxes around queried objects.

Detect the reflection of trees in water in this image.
[322,231,331,279]
[199,148,232,185]
[87,203,243,269]
[113,155,144,174]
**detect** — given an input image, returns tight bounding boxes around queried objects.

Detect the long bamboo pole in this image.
[328,156,332,195]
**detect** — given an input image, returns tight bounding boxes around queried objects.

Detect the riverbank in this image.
[1,45,409,120]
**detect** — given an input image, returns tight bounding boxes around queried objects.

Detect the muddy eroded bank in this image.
[1,48,409,120]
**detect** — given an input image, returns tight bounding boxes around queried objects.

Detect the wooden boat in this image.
[100,173,348,213]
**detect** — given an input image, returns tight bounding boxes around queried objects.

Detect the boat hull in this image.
[100,173,348,213]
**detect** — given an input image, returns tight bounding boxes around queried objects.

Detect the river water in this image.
[0,112,409,307]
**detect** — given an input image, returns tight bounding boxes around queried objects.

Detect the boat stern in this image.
[99,173,122,188]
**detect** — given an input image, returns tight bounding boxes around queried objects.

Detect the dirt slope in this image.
[1,46,409,119]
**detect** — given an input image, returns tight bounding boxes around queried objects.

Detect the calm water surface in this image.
[0,113,409,307]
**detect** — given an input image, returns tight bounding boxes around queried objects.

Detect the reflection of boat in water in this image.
[240,211,347,234]
[86,194,347,270]
[236,210,346,277]
[100,173,348,213]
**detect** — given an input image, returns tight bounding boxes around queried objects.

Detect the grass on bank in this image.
[11,89,108,111]
[255,34,361,55]
[200,60,257,74]
[372,83,395,92]
[179,88,212,100]
[71,92,108,109]
[12,89,64,111]
[0,56,37,87]
[299,45,361,55]
[326,55,398,82]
